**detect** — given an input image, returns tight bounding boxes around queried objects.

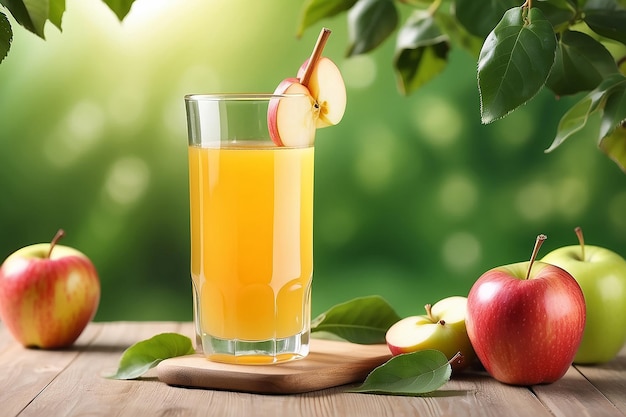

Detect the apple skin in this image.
[542,245,626,364]
[385,296,476,371]
[0,243,100,349]
[466,261,585,386]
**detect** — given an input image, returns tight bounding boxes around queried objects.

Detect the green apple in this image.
[542,227,626,364]
[385,296,476,371]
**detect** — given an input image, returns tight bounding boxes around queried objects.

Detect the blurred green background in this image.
[0,0,624,321]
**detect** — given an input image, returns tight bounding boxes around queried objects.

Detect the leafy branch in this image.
[298,0,626,172]
[0,0,137,65]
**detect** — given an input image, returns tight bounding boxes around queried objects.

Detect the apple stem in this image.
[299,27,331,88]
[447,351,463,367]
[575,226,585,261]
[525,234,547,280]
[48,229,66,259]
[424,303,434,321]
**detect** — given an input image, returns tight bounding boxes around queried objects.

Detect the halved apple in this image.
[385,296,476,371]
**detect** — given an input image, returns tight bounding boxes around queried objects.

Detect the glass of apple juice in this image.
[184,94,314,364]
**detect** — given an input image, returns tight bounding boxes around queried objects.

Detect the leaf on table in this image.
[600,124,626,173]
[297,0,358,37]
[102,0,137,21]
[349,349,452,396]
[0,12,12,65]
[346,0,398,56]
[106,333,195,380]
[393,10,450,95]
[478,6,557,124]
[546,30,619,96]
[311,295,401,344]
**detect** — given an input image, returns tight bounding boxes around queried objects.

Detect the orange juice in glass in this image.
[185,94,314,364]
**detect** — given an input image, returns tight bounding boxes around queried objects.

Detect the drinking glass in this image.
[185,94,314,364]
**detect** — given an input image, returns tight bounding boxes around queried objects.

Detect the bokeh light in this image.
[0,0,624,322]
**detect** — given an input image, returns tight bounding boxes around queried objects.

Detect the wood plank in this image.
[0,320,102,417]
[532,366,625,417]
[574,346,626,415]
[11,322,556,417]
[17,321,188,417]
[5,322,623,417]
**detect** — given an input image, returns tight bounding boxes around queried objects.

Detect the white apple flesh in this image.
[296,56,347,128]
[385,296,476,371]
[0,232,100,349]
[267,78,317,147]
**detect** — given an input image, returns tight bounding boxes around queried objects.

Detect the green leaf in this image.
[600,78,626,138]
[297,0,358,37]
[311,295,401,344]
[394,10,450,95]
[0,12,12,65]
[107,333,195,380]
[434,10,483,58]
[455,0,519,38]
[546,30,619,96]
[599,124,626,172]
[101,0,136,21]
[349,350,452,395]
[0,0,65,37]
[546,95,600,152]
[547,73,624,152]
[346,0,398,56]
[478,7,557,124]
[584,9,626,44]
[533,0,578,32]
[0,0,34,34]
[48,0,65,31]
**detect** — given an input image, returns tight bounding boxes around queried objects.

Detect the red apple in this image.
[466,234,586,385]
[0,229,100,349]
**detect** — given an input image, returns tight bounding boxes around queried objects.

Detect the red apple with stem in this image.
[0,229,100,349]
[466,234,586,385]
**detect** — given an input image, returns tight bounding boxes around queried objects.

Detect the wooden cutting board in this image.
[156,338,391,394]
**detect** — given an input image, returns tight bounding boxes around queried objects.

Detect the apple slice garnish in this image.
[296,56,346,129]
[267,78,318,148]
[267,28,347,147]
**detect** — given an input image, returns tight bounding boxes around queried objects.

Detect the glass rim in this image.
[184,93,309,102]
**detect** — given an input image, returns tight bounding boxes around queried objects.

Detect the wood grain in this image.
[1,321,625,417]
[156,339,392,393]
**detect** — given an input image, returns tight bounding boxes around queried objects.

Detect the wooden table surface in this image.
[2,321,625,417]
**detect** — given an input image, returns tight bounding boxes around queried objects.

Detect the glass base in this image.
[200,331,310,364]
